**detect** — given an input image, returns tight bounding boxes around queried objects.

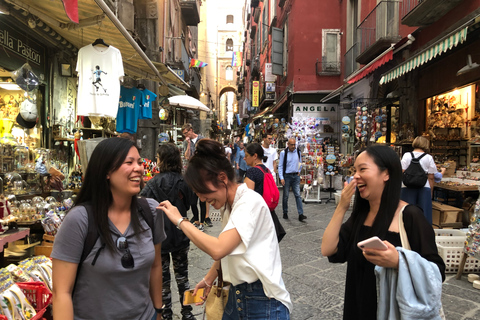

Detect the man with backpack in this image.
[278,138,306,222]
[400,136,437,224]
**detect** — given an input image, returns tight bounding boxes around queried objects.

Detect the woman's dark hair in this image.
[75,137,143,252]
[350,144,402,243]
[184,139,235,194]
[157,143,182,173]
[245,143,268,162]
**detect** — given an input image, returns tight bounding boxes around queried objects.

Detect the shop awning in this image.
[5,0,172,85]
[153,62,190,91]
[379,26,468,85]
[347,47,394,84]
[250,106,272,121]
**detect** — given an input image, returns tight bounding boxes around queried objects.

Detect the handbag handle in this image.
[398,205,411,250]
[214,264,224,297]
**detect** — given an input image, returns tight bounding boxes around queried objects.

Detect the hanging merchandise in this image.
[138,87,157,120]
[16,98,38,129]
[76,42,124,117]
[115,85,156,134]
[11,63,39,92]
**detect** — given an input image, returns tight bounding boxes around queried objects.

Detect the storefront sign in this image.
[171,69,185,80]
[265,63,275,82]
[0,19,46,77]
[252,81,259,107]
[293,103,338,118]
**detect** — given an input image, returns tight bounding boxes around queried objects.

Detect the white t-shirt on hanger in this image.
[76,44,124,117]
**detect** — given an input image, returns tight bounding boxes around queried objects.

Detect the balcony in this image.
[180,0,200,26]
[401,0,464,27]
[356,1,401,65]
[316,61,341,76]
[345,43,359,77]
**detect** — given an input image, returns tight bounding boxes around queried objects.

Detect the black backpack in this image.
[403,152,428,189]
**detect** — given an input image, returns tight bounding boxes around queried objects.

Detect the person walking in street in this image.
[261,133,278,183]
[400,136,437,224]
[182,123,213,229]
[224,139,232,162]
[244,143,285,242]
[321,144,445,320]
[235,141,248,183]
[278,138,305,221]
[157,139,292,320]
[140,143,197,320]
[51,137,166,320]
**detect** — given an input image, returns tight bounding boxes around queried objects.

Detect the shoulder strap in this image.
[398,205,411,250]
[137,196,154,233]
[417,152,427,160]
[256,164,270,175]
[283,148,288,175]
[79,203,98,267]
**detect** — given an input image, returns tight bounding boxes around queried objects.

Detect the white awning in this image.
[379,27,468,85]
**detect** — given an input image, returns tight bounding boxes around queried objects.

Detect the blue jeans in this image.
[222,280,290,320]
[283,173,303,215]
[400,187,432,224]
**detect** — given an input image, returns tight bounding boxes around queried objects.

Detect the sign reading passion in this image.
[0,19,46,77]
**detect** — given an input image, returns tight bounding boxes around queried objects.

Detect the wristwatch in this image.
[154,307,163,314]
[176,217,189,230]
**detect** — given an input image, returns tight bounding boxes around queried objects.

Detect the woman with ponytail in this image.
[158,139,291,320]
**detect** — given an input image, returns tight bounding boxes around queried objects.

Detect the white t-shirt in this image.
[76,44,124,117]
[401,151,437,188]
[220,184,292,311]
[262,145,278,177]
[224,146,232,159]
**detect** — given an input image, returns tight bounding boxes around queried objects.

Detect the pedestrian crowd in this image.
[50,130,446,320]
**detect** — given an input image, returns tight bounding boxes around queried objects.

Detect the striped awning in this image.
[379,27,468,85]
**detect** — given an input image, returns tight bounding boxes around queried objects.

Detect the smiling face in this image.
[195,180,227,210]
[353,151,389,202]
[107,146,144,197]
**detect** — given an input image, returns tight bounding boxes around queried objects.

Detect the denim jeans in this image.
[222,280,290,320]
[282,173,303,215]
[400,187,432,224]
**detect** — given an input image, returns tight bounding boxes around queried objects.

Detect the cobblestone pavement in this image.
[166,191,480,320]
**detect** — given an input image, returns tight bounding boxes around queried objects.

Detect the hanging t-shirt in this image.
[116,86,142,133]
[76,44,124,117]
[138,89,156,120]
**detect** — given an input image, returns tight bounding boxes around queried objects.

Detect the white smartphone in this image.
[357,236,388,250]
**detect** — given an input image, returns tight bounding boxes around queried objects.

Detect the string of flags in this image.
[189,59,208,68]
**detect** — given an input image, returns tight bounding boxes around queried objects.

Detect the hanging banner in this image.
[265,63,276,82]
[252,81,259,107]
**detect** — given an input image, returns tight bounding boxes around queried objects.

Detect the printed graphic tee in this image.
[116,86,142,134]
[76,44,124,117]
[138,89,157,120]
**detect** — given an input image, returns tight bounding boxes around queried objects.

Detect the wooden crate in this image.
[432,201,463,228]
[34,234,55,257]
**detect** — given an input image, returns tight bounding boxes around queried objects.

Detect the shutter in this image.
[272,27,284,76]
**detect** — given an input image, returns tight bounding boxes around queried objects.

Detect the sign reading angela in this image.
[293,103,338,118]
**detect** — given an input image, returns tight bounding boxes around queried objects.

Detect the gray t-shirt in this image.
[51,198,166,320]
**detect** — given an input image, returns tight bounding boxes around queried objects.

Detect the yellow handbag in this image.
[205,266,229,320]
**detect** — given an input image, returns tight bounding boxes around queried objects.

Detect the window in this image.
[226,66,233,81]
[282,23,288,76]
[226,15,234,24]
[226,38,233,52]
[271,26,285,76]
[322,29,341,73]
[256,31,260,56]
[262,5,268,47]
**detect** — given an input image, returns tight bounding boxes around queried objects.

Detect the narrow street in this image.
[168,191,480,320]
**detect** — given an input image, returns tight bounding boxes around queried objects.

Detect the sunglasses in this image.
[117,236,134,269]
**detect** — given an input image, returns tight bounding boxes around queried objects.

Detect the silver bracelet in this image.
[176,217,188,230]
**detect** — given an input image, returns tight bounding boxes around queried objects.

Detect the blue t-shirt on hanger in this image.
[116,86,142,133]
[139,88,157,120]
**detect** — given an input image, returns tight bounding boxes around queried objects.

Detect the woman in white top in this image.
[158,139,291,320]
[400,136,437,224]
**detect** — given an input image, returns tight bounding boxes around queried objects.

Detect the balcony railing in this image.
[356,1,401,64]
[316,61,341,76]
[401,0,464,27]
[344,43,359,77]
[180,0,200,26]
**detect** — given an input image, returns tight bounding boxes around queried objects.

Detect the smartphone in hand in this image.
[357,236,388,250]
[183,288,205,305]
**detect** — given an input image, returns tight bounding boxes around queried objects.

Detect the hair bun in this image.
[195,139,225,159]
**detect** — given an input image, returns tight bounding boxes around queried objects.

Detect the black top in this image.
[328,204,446,320]
[245,164,268,196]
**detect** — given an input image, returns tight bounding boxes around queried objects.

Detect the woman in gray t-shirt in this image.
[51,138,166,320]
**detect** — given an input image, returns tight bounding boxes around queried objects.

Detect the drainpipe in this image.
[393,34,415,54]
